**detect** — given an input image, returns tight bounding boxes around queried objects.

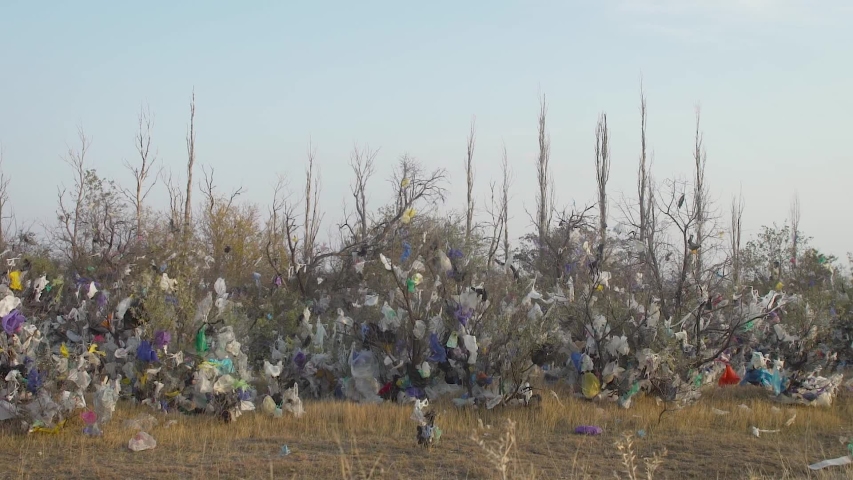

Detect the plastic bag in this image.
[214,278,227,297]
[411,398,428,425]
[741,368,773,388]
[350,350,378,379]
[427,334,447,363]
[281,384,305,418]
[605,335,630,357]
[462,335,478,364]
[128,431,157,452]
[93,382,119,426]
[264,360,283,378]
[124,414,158,431]
[194,293,213,324]
[261,395,277,415]
[581,372,601,399]
[195,329,208,353]
[213,375,236,394]
[575,425,603,435]
[809,456,852,470]
[619,381,641,409]
[314,322,326,350]
[0,294,21,317]
[446,332,458,349]
[413,320,426,340]
[718,364,741,386]
[580,354,594,373]
[8,271,22,291]
[159,273,176,293]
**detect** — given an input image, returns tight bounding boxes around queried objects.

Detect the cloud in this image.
[609,0,850,44]
[616,0,783,17]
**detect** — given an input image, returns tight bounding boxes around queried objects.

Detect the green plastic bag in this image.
[196,329,208,353]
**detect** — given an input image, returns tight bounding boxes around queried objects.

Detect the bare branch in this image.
[595,112,610,261]
[465,116,476,246]
[162,169,185,233]
[303,142,323,264]
[692,106,708,290]
[55,126,91,263]
[184,89,196,230]
[349,143,378,242]
[122,104,160,236]
[790,193,800,270]
[536,94,551,242]
[730,191,745,287]
[501,144,512,262]
[0,145,10,250]
[638,82,649,242]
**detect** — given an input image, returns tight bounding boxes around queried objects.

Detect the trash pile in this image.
[0,204,848,450]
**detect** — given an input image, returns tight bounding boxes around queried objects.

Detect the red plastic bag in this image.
[718,364,741,386]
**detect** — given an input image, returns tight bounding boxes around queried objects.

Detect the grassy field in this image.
[0,387,851,479]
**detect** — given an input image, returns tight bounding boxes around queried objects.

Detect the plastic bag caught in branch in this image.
[462,335,478,364]
[264,360,283,378]
[380,254,392,271]
[214,278,227,297]
[605,335,629,357]
[0,294,21,317]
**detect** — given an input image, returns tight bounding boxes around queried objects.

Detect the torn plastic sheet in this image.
[809,456,852,470]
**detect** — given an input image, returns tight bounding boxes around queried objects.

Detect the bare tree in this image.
[656,177,702,319]
[391,154,447,215]
[302,142,322,263]
[277,143,325,295]
[484,144,509,266]
[0,145,10,250]
[637,84,650,242]
[536,94,551,243]
[123,104,160,236]
[730,192,745,287]
[790,193,800,270]
[465,117,476,246]
[199,165,245,277]
[184,89,196,231]
[265,175,290,281]
[56,127,91,263]
[349,143,378,242]
[163,169,185,234]
[594,113,610,260]
[692,107,708,285]
[200,165,244,215]
[501,144,512,262]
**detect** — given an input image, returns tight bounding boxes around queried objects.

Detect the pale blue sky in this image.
[1,1,851,256]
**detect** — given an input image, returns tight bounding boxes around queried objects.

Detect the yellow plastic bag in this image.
[582,372,601,399]
[9,271,22,291]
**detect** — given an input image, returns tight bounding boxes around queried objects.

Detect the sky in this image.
[1,0,851,258]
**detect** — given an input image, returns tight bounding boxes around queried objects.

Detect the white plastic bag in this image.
[128,431,157,452]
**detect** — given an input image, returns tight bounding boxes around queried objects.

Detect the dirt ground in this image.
[0,387,851,479]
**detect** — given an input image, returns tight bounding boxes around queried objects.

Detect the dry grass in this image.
[0,386,852,479]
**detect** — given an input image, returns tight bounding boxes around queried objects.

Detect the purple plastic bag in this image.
[574,425,603,435]
[2,310,25,335]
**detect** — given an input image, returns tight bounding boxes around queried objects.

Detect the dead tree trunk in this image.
[0,146,9,251]
[184,90,196,232]
[595,113,610,261]
[536,94,551,244]
[465,117,476,247]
